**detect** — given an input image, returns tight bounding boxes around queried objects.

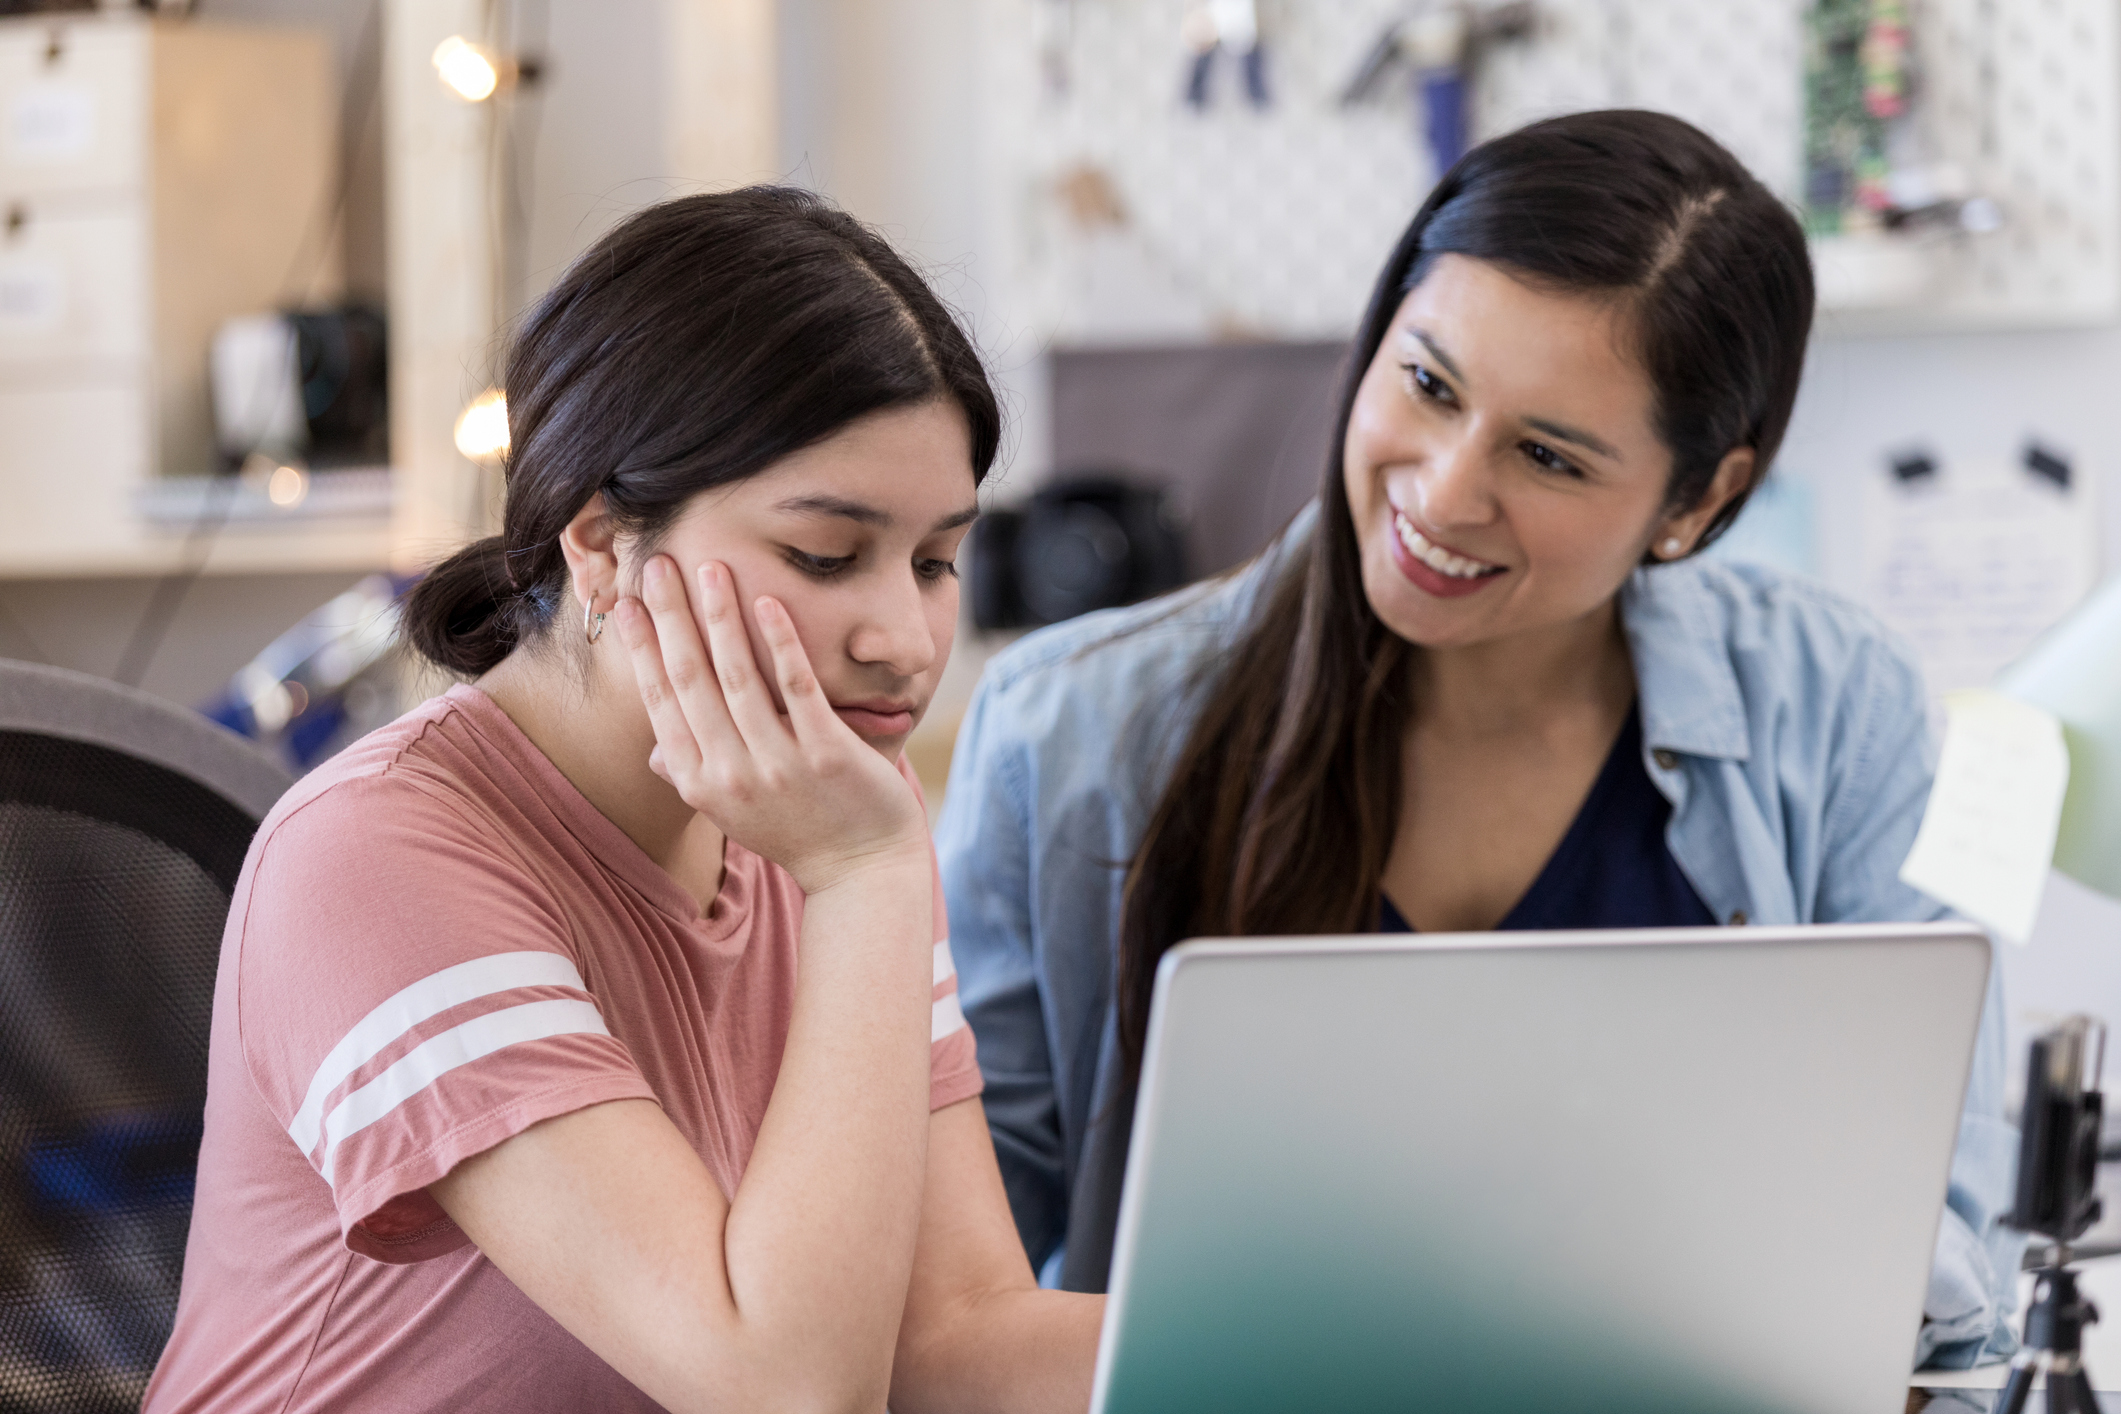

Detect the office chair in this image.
[0,659,290,1413]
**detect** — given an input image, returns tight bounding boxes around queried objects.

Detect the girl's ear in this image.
[1653,446,1755,559]
[558,493,620,613]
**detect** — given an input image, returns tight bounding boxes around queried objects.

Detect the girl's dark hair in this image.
[404,186,1001,676]
[1118,110,1815,1071]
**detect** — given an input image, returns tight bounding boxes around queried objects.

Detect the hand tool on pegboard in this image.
[1342,3,1537,176]
[1181,0,1269,110]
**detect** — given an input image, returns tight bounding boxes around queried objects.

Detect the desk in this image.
[1914,1255,2121,1397]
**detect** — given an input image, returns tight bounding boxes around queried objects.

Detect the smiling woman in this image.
[145,189,1102,1414]
[937,109,2023,1375]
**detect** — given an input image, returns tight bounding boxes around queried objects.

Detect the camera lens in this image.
[1018,502,1131,624]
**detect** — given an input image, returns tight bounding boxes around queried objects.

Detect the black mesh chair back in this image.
[0,660,291,1412]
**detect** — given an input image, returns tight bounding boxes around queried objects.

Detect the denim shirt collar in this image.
[1620,564,1752,763]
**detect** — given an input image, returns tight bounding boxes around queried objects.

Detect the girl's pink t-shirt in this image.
[144,685,981,1413]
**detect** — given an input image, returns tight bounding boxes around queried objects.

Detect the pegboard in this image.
[978,0,2119,344]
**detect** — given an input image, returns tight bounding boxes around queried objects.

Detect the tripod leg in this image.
[2055,1366,2100,1414]
[1998,1360,2038,1414]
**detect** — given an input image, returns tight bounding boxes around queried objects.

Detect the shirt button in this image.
[1652,748,1679,770]
[1728,910,1749,926]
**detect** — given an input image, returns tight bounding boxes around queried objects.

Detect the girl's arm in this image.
[889,1098,1106,1413]
[434,558,937,1414]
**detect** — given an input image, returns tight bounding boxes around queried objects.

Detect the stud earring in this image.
[1660,537,1685,558]
[584,596,607,644]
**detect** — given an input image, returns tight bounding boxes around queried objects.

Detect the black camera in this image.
[969,475,1188,630]
[1997,1017,2107,1414]
[2010,1017,2107,1246]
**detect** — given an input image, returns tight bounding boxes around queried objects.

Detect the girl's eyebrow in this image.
[776,493,890,526]
[774,494,981,533]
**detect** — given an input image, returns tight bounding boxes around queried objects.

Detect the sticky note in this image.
[1899,689,2071,944]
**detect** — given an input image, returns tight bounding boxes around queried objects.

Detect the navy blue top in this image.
[1380,704,1716,933]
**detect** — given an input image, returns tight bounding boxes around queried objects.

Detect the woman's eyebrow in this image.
[1524,417,1622,461]
[773,494,981,533]
[1405,327,1623,463]
[1404,328,1468,384]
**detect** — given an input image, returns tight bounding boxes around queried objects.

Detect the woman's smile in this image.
[1388,505,1506,599]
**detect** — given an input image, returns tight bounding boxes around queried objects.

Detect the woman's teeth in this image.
[1395,513,1500,580]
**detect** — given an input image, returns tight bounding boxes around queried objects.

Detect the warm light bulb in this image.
[454,388,510,461]
[266,462,309,507]
[432,36,500,102]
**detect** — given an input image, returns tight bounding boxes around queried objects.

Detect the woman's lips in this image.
[1387,508,1506,600]
[832,700,917,736]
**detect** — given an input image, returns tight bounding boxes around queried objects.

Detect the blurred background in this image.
[0,0,2118,1101]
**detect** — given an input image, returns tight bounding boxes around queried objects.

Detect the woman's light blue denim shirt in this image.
[936,509,2023,1370]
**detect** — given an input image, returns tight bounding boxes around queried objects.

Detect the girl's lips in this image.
[1386,509,1506,600]
[832,702,917,737]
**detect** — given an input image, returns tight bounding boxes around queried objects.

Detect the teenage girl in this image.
[148,189,1102,1413]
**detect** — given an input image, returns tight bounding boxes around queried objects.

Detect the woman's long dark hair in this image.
[403,186,1001,675]
[1117,110,1815,1070]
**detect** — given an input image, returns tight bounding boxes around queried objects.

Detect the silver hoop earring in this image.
[584,598,607,644]
[1660,537,1685,558]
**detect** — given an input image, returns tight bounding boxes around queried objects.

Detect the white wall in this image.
[1783,323,2121,1065]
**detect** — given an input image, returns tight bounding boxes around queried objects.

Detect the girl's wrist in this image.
[794,838,932,902]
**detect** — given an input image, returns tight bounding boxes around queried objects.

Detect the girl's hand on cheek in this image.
[617,555,929,895]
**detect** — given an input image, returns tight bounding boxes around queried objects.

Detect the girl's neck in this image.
[476,644,729,912]
[1406,596,1635,738]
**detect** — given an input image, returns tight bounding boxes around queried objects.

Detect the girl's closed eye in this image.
[915,557,958,582]
[784,547,856,578]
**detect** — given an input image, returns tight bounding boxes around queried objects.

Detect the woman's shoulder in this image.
[1630,556,1909,656]
[1624,557,1930,754]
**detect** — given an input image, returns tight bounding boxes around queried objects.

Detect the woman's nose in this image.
[1411,433,1499,530]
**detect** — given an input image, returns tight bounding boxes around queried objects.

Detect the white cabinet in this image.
[0,14,370,577]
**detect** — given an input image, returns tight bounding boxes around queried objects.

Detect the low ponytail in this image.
[402,537,532,677]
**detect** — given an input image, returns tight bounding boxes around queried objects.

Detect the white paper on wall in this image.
[6,84,95,164]
[1859,458,2101,698]
[1899,688,2071,944]
[0,258,64,333]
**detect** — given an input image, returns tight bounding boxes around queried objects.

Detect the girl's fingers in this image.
[614,596,702,781]
[753,595,845,745]
[629,558,745,768]
[694,562,791,753]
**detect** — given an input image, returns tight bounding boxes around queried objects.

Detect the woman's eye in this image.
[916,557,958,583]
[1520,441,1583,479]
[1400,361,1456,406]
[786,548,855,578]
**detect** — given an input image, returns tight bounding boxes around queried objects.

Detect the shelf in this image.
[0,516,393,581]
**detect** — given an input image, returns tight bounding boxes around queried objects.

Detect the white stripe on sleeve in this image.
[319,997,610,1188]
[931,991,966,1043]
[288,951,588,1155]
[932,938,956,986]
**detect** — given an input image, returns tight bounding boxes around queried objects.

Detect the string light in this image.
[432,36,500,102]
[454,388,510,461]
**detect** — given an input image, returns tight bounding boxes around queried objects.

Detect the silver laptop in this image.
[1090,923,1991,1414]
